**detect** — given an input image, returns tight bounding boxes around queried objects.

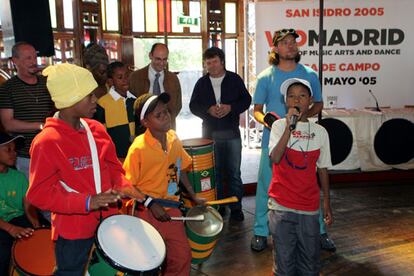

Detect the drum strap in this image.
[53,114,102,196]
[80,119,102,194]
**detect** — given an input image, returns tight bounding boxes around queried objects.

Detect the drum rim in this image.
[94,214,166,273]
[12,227,54,276]
[186,206,223,237]
[182,138,214,148]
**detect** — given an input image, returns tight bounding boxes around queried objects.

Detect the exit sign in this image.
[177,15,199,26]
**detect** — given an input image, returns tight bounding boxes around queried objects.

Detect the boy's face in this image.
[72,90,98,118]
[142,101,171,133]
[286,84,313,114]
[0,141,17,168]
[109,66,129,94]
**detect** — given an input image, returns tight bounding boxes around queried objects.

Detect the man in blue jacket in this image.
[190,47,251,221]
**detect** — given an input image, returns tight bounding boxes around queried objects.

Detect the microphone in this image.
[289,106,300,131]
[368,89,381,112]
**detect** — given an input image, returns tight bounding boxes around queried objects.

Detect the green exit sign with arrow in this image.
[177,15,199,26]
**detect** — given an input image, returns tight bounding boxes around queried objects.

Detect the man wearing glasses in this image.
[251,29,335,252]
[129,43,182,131]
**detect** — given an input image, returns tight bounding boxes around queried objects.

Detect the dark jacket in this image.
[190,71,251,139]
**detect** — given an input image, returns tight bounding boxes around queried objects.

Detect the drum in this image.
[182,138,216,207]
[12,228,55,276]
[87,215,166,276]
[185,206,223,264]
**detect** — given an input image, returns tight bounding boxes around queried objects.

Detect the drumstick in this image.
[170,215,205,221]
[206,196,239,206]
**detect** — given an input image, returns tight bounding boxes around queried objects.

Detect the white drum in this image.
[88,214,166,275]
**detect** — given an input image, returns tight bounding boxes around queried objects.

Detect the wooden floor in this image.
[190,181,414,276]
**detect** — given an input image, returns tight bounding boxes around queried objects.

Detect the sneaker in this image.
[251,235,267,252]
[320,233,336,252]
[230,209,244,221]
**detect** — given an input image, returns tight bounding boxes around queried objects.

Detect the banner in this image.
[255,0,414,109]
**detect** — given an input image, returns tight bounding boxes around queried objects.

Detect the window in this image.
[101,0,119,31]
[225,2,236,34]
[63,0,74,29]
[49,0,57,28]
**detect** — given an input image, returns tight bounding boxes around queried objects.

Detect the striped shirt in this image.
[0,75,54,157]
[94,88,136,158]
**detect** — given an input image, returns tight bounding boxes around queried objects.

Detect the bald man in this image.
[129,43,182,130]
[0,42,54,177]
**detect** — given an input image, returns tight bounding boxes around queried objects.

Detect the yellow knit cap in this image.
[43,63,98,109]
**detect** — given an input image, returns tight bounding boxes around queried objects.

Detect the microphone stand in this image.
[368,89,381,112]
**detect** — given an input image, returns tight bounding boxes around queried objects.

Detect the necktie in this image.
[153,73,161,95]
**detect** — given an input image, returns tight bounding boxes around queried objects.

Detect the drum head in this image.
[186,206,223,237]
[319,118,353,166]
[96,215,166,273]
[13,228,55,276]
[374,118,414,165]
[182,138,214,148]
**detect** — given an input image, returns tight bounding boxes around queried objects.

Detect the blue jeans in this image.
[269,210,320,276]
[55,236,94,276]
[214,137,243,211]
[253,148,328,237]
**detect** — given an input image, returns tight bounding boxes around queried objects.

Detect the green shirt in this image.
[0,168,28,222]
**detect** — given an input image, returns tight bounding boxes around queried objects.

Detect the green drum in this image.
[182,138,216,194]
[185,206,223,264]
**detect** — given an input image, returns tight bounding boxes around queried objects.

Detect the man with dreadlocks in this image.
[83,43,110,98]
[250,29,334,252]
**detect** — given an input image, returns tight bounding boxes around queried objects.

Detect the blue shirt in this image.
[253,64,322,148]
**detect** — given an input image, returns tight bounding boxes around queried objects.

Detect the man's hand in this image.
[208,104,231,118]
[216,104,231,118]
[89,189,120,211]
[208,105,220,118]
[8,225,34,239]
[149,202,171,222]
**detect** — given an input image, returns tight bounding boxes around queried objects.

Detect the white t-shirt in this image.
[209,74,225,104]
[269,119,332,169]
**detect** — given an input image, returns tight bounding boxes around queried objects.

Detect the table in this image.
[314,108,414,171]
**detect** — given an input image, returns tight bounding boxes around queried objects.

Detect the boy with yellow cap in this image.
[26,63,148,275]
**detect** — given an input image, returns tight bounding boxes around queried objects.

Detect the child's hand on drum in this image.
[89,189,121,211]
[8,225,34,239]
[149,202,171,222]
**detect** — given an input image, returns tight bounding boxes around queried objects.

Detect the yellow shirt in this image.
[123,129,192,201]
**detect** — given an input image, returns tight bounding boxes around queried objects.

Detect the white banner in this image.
[255,0,414,109]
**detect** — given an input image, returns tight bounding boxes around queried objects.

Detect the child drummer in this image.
[26,63,150,275]
[123,93,205,276]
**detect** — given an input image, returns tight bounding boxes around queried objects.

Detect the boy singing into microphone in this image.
[268,78,333,275]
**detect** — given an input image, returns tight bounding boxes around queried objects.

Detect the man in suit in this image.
[129,43,182,130]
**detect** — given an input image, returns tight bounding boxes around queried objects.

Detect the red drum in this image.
[12,228,55,276]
